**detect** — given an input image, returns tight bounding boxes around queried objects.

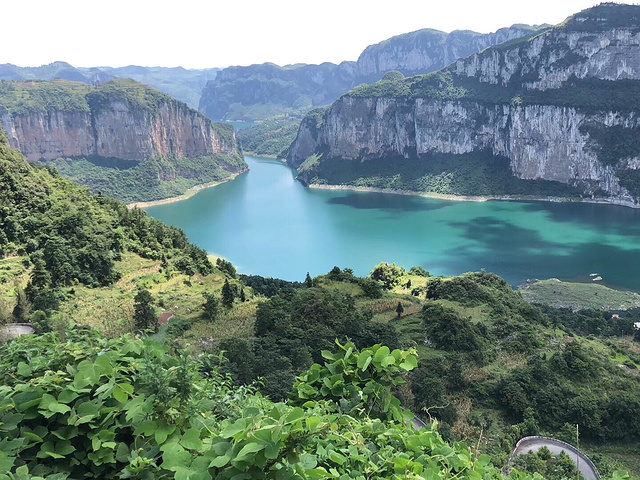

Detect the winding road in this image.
[510,436,600,480]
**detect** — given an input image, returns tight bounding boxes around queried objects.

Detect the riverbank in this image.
[127,170,248,209]
[243,151,278,159]
[306,183,640,209]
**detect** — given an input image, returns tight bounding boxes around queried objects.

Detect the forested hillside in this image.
[1,129,639,478]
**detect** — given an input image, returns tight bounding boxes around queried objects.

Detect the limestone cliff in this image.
[355,25,546,80]
[286,4,640,206]
[0,79,243,166]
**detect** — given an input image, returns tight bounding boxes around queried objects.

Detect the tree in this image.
[202,293,219,321]
[222,280,234,309]
[370,262,405,289]
[304,272,313,287]
[216,258,237,278]
[409,266,431,277]
[396,302,404,318]
[134,289,157,332]
[240,288,246,302]
[12,284,30,322]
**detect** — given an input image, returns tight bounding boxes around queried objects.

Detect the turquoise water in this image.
[145,156,640,290]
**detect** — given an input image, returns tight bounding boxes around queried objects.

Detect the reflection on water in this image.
[146,156,640,290]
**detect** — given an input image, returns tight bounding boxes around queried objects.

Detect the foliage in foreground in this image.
[0,329,548,480]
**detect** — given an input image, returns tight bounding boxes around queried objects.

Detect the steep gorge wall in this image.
[356,25,543,80]
[453,27,640,89]
[1,100,239,163]
[289,95,637,204]
[287,5,640,206]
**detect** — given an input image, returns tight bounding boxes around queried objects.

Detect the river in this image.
[145,155,640,289]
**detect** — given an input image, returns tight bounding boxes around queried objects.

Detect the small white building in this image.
[634,322,640,330]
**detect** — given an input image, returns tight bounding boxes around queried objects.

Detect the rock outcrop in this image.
[0,79,242,165]
[286,4,640,206]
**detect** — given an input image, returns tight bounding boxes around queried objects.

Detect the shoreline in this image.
[306,184,640,209]
[127,170,248,209]
[243,151,278,159]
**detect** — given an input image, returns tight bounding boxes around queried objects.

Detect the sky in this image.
[2,0,622,69]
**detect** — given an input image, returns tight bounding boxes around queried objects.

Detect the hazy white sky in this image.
[2,0,621,69]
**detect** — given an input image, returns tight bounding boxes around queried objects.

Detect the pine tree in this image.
[304,272,313,287]
[134,289,158,332]
[222,280,234,309]
[396,301,404,318]
[240,288,246,302]
[202,293,219,321]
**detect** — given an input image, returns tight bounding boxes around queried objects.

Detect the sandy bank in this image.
[306,184,640,208]
[127,170,248,209]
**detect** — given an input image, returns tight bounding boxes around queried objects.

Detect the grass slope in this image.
[520,279,640,311]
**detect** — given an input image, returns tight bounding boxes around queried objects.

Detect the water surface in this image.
[146,156,640,290]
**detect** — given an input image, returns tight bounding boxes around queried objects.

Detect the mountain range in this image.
[199,24,547,121]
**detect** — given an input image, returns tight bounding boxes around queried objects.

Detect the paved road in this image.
[0,323,35,341]
[511,436,600,480]
[411,416,428,430]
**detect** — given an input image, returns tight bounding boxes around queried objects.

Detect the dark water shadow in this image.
[327,192,452,213]
[520,201,640,237]
[441,216,640,290]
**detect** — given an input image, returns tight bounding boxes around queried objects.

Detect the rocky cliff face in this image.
[453,23,640,90]
[199,25,543,122]
[355,25,545,80]
[0,79,242,165]
[287,4,640,206]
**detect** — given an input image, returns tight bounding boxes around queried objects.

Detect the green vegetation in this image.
[2,123,640,478]
[349,71,412,98]
[581,125,640,167]
[559,3,640,32]
[85,78,174,114]
[0,131,214,322]
[237,114,303,157]
[0,79,179,116]
[618,169,640,199]
[513,448,585,480]
[519,279,640,311]
[0,80,90,115]
[46,154,244,204]
[346,68,640,115]
[297,151,583,198]
[1,329,560,480]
